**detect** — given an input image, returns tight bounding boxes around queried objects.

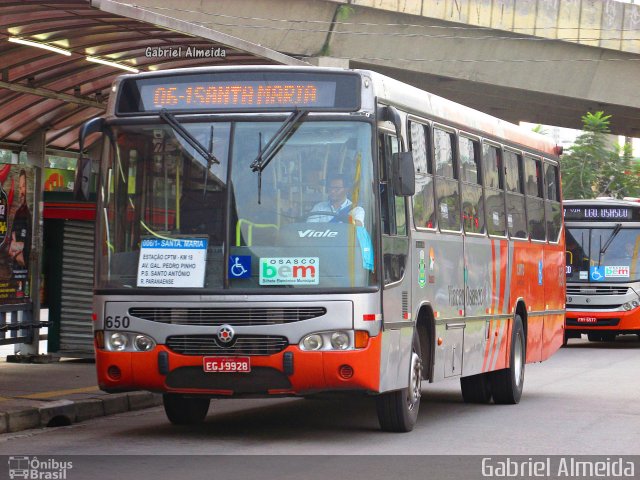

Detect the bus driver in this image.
[307,174,364,226]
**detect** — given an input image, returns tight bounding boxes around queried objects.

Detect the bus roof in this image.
[364,69,558,156]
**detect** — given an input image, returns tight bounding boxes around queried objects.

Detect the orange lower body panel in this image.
[566,307,640,332]
[96,334,382,396]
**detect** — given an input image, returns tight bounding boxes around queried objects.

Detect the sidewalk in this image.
[0,357,162,434]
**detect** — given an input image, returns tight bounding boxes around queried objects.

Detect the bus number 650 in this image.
[105,315,130,329]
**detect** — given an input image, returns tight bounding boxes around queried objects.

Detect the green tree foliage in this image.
[560,111,639,200]
[561,111,611,199]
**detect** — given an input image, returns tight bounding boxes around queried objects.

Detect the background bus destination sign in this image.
[564,206,638,221]
[119,72,361,113]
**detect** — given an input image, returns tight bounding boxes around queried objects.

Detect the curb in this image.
[0,392,163,434]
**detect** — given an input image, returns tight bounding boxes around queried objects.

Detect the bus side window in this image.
[525,156,546,241]
[544,162,562,242]
[483,144,506,237]
[460,135,484,234]
[410,121,435,230]
[434,127,460,232]
[379,133,393,235]
[379,133,407,284]
[504,150,527,239]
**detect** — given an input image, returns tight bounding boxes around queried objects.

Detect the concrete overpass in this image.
[129,0,640,136]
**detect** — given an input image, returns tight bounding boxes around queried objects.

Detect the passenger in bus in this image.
[307,174,364,226]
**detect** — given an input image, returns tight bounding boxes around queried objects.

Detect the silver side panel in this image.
[379,247,414,392]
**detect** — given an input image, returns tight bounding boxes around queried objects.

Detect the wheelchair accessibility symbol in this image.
[229,256,251,278]
[589,266,605,282]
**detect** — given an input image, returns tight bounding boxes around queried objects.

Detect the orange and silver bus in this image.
[84,66,565,432]
[564,198,640,343]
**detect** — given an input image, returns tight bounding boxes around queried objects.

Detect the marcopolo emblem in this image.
[217,324,235,344]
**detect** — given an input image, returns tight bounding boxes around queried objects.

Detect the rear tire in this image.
[376,333,422,432]
[460,373,492,403]
[163,394,210,425]
[490,314,525,404]
[587,333,603,342]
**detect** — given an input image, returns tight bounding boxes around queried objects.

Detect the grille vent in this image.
[566,286,629,296]
[166,335,289,356]
[402,291,409,317]
[129,306,326,326]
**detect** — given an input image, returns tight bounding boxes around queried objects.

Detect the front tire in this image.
[376,333,422,432]
[163,394,210,425]
[490,314,525,404]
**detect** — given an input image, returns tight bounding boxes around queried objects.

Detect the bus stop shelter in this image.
[0,0,305,358]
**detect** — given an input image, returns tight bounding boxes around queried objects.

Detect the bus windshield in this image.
[566,227,640,282]
[97,119,377,290]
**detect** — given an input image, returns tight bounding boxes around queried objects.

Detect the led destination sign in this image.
[146,81,332,109]
[116,71,361,114]
[564,206,639,221]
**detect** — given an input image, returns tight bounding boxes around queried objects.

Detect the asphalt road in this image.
[1,336,638,469]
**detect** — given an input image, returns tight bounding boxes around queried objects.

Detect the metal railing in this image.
[0,307,49,347]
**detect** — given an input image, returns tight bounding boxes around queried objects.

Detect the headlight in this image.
[330,331,350,350]
[134,335,155,351]
[107,332,128,351]
[300,331,355,351]
[302,334,323,351]
[102,331,156,352]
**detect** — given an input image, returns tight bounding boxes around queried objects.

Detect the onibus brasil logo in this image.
[8,456,73,480]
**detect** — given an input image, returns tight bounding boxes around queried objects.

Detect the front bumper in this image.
[95,335,382,396]
[565,306,640,334]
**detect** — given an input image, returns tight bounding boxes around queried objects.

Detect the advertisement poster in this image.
[44,168,75,192]
[0,164,35,304]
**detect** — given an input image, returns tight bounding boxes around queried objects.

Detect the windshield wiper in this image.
[600,223,622,255]
[250,109,308,173]
[250,109,308,204]
[159,109,220,166]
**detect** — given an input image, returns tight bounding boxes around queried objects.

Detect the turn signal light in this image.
[94,331,104,349]
[354,330,369,349]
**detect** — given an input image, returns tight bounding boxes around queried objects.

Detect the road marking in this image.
[13,386,100,400]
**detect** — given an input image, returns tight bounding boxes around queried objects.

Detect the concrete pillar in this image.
[306,57,350,69]
[16,130,45,356]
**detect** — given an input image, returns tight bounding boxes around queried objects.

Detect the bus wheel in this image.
[376,334,422,432]
[163,394,210,425]
[490,314,525,405]
[587,333,603,342]
[460,373,492,403]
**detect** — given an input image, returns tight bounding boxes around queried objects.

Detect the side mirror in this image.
[380,106,405,151]
[73,156,92,201]
[75,117,104,201]
[78,117,105,154]
[392,152,415,196]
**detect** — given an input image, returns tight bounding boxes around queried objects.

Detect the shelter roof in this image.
[0,0,304,153]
